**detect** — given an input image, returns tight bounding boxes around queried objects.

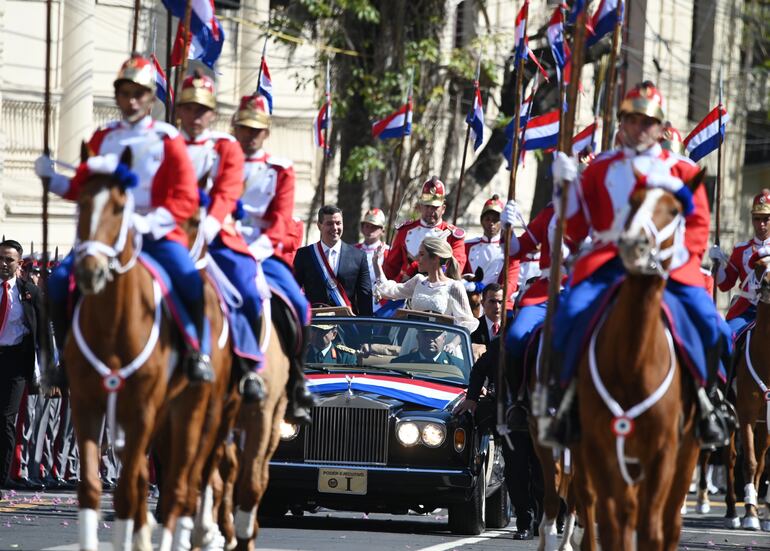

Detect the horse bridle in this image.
[74,189,142,276]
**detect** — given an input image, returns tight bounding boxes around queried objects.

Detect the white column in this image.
[57,0,94,165]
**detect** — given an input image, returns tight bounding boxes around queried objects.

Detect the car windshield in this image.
[304,317,473,386]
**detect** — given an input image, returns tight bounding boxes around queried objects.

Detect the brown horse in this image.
[724,254,770,531]
[575,185,701,550]
[64,147,221,550]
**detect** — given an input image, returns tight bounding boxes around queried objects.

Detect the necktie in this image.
[0,281,10,335]
[492,322,500,336]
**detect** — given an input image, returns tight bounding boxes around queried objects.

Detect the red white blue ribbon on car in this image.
[307,374,465,410]
[683,105,729,162]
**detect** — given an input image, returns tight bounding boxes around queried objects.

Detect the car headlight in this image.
[421,423,446,448]
[279,421,299,441]
[396,422,420,446]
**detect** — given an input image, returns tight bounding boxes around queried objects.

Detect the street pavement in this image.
[0,489,768,550]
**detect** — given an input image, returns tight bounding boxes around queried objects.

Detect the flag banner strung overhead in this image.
[683,106,729,162]
[466,84,485,151]
[313,101,331,153]
[150,54,173,104]
[514,0,529,64]
[372,102,413,140]
[587,0,624,48]
[164,0,225,69]
[521,110,560,151]
[572,122,598,156]
[258,58,274,113]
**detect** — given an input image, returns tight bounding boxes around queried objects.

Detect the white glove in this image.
[463,279,478,293]
[708,245,728,265]
[132,207,176,240]
[201,214,222,244]
[35,154,56,178]
[552,152,578,184]
[501,200,521,228]
[632,156,684,192]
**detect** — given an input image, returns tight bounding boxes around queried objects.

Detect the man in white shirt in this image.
[0,240,48,492]
[293,206,373,316]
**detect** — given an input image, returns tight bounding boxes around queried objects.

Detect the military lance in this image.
[385,68,414,242]
[171,0,193,123]
[132,0,141,53]
[496,0,529,438]
[600,0,624,151]
[39,0,53,376]
[452,55,482,226]
[534,3,590,417]
[712,66,725,302]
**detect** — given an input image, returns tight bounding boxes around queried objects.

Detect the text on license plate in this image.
[317,468,367,495]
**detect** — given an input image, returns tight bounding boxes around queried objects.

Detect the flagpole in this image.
[165,9,173,122]
[590,80,604,153]
[496,2,529,435]
[452,56,482,226]
[255,35,269,95]
[534,3,590,418]
[713,66,724,302]
[600,0,624,151]
[40,0,53,377]
[385,69,414,242]
[172,0,193,124]
[319,59,331,206]
[132,0,141,53]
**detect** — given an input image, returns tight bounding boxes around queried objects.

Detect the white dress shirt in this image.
[0,277,30,346]
[322,240,343,275]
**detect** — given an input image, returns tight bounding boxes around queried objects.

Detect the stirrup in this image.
[239,372,266,404]
[186,353,214,383]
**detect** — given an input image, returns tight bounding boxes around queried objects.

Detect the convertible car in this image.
[263,312,511,535]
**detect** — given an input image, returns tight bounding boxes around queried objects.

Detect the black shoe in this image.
[239,372,266,404]
[185,352,214,383]
[513,528,533,540]
[696,411,730,449]
[538,382,579,449]
[285,404,313,426]
[294,383,317,409]
[42,476,66,490]
[6,478,45,491]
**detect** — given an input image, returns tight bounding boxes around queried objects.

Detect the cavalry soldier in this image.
[383,177,466,282]
[710,189,770,338]
[231,94,315,424]
[542,81,734,449]
[355,208,389,313]
[462,195,519,308]
[36,54,213,382]
[176,70,269,402]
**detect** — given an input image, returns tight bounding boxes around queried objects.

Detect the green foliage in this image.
[341,145,386,182]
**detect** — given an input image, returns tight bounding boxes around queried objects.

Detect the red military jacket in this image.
[510,204,559,307]
[463,234,519,308]
[718,237,770,319]
[240,150,297,264]
[66,116,198,247]
[565,144,707,288]
[185,129,249,255]
[383,219,466,282]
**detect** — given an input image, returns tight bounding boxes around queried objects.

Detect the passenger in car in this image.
[305,323,357,365]
[391,329,464,368]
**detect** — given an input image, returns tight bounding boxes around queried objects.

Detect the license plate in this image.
[318,468,367,495]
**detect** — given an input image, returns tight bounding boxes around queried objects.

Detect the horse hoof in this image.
[226,538,237,551]
[200,528,226,551]
[696,501,711,514]
[570,525,585,548]
[742,516,760,531]
[724,516,740,529]
[760,520,770,532]
[680,503,688,515]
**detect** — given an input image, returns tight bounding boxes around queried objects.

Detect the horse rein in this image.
[74,190,142,276]
[588,311,678,486]
[744,262,770,435]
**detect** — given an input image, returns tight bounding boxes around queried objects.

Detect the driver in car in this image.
[306,323,357,365]
[392,329,464,368]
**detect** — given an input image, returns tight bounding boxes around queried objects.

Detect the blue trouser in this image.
[505,302,547,360]
[727,306,756,339]
[262,256,310,326]
[208,239,262,360]
[48,253,75,304]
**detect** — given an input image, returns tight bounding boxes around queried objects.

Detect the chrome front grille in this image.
[304,403,389,465]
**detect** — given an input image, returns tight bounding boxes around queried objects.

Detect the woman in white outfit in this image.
[373,237,479,333]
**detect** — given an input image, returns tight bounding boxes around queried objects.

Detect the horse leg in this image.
[133,456,155,551]
[531,435,561,551]
[741,422,761,530]
[558,477,577,551]
[70,401,104,551]
[754,429,770,531]
[724,432,740,528]
[661,428,700,551]
[252,393,288,541]
[695,450,711,514]
[219,440,239,549]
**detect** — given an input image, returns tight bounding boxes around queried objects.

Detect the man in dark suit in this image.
[305,323,357,365]
[294,205,373,316]
[392,329,464,369]
[471,283,504,346]
[0,240,49,492]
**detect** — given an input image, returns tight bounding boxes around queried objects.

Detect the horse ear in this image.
[474,267,484,283]
[80,141,91,164]
[119,147,133,168]
[686,168,707,193]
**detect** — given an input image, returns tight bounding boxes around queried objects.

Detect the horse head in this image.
[74,145,138,295]
[750,249,770,304]
[617,166,705,277]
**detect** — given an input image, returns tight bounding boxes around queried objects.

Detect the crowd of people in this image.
[1,55,763,539]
